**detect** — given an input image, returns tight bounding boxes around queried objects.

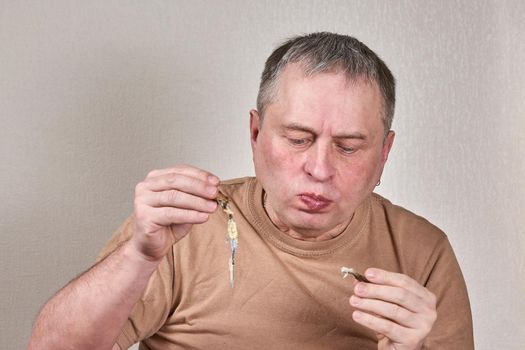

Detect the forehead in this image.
[268,63,384,133]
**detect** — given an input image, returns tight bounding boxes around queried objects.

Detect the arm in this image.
[28,165,220,350]
[29,241,159,350]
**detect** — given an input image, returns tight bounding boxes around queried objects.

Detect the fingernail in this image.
[350,295,360,306]
[208,186,218,196]
[207,200,217,210]
[353,311,364,320]
[208,175,219,185]
[365,269,376,279]
[355,283,366,294]
[198,212,209,220]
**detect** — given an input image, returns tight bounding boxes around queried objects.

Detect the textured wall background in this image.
[1,1,524,349]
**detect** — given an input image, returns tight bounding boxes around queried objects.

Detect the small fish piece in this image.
[216,192,230,212]
[216,193,239,287]
[340,266,370,283]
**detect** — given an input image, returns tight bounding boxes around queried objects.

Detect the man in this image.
[29,32,473,349]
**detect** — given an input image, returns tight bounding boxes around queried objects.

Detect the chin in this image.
[288,210,335,231]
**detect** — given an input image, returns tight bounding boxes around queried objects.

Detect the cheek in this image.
[261,138,300,172]
[337,157,380,191]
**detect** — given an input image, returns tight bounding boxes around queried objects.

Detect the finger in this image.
[364,268,432,301]
[145,206,211,227]
[352,310,410,344]
[354,282,424,313]
[146,165,219,184]
[141,190,218,213]
[139,173,219,199]
[349,295,419,329]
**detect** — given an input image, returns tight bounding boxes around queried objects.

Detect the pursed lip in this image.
[298,193,333,211]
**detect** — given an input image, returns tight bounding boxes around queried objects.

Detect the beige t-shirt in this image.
[99,177,473,349]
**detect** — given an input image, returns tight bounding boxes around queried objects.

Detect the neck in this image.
[263,194,351,242]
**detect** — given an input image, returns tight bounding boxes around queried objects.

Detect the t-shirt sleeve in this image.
[97,216,175,349]
[423,237,474,349]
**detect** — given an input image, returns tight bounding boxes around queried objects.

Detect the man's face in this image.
[250,63,394,240]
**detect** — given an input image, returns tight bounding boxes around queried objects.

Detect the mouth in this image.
[298,193,332,211]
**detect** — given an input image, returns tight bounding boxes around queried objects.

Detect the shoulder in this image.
[219,176,254,194]
[368,193,449,262]
[218,177,257,208]
[370,192,447,240]
[367,193,459,284]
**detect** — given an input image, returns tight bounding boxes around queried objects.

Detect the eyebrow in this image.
[282,123,316,134]
[283,123,367,141]
[333,132,367,141]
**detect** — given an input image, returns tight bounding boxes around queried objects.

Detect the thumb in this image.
[170,223,194,243]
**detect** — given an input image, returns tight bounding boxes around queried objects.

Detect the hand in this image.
[131,164,219,262]
[349,268,437,350]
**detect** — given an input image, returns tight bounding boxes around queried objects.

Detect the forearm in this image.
[28,240,160,350]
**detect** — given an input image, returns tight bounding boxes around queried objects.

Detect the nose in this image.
[303,142,335,182]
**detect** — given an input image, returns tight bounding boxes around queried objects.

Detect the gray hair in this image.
[256,32,396,135]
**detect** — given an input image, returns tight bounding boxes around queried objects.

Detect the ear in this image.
[250,109,261,150]
[381,130,395,165]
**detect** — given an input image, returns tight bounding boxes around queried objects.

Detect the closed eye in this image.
[288,138,311,146]
[338,145,356,154]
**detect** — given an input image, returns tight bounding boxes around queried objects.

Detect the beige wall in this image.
[1,1,524,349]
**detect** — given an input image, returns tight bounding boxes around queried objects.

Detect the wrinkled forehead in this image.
[268,65,385,135]
[274,62,384,100]
[275,62,384,110]
[275,63,383,113]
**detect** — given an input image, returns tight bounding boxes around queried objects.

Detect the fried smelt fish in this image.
[215,192,230,213]
[340,266,370,283]
[216,193,238,287]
